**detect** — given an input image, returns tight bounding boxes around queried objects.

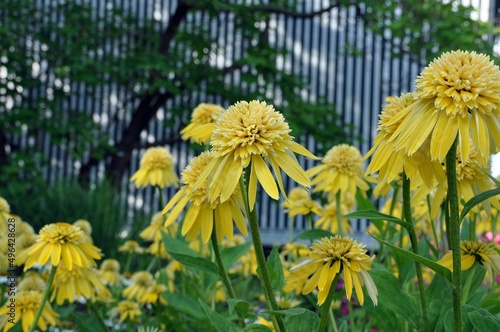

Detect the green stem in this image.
[427,195,442,257]
[347,301,355,332]
[157,185,165,212]
[210,226,246,328]
[402,172,429,332]
[239,175,287,332]
[445,137,462,332]
[318,275,340,332]
[306,213,313,231]
[29,265,57,332]
[124,252,133,274]
[288,216,295,242]
[335,191,345,236]
[461,265,475,305]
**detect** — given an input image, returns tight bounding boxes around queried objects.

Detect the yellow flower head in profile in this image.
[24,222,102,271]
[438,241,500,277]
[118,240,145,254]
[99,259,122,286]
[50,264,110,305]
[18,272,46,293]
[0,291,59,332]
[15,233,39,266]
[163,151,248,243]
[287,236,377,306]
[130,146,179,188]
[140,211,168,242]
[283,187,321,217]
[181,103,225,144]
[0,196,11,232]
[365,93,445,188]
[123,271,155,300]
[315,201,352,234]
[111,300,142,323]
[308,144,369,200]
[389,50,500,162]
[139,282,168,305]
[194,100,317,210]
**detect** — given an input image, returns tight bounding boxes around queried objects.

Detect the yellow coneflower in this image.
[389,50,500,163]
[181,103,225,145]
[73,219,92,235]
[194,100,317,210]
[283,187,321,217]
[308,144,369,201]
[365,93,445,188]
[50,264,110,305]
[0,291,59,332]
[15,233,39,266]
[123,271,155,300]
[287,236,378,305]
[111,300,142,323]
[24,222,102,271]
[257,316,276,331]
[0,196,11,232]
[430,144,500,218]
[17,272,46,293]
[140,212,169,242]
[438,241,500,277]
[99,259,121,286]
[163,151,248,243]
[139,282,168,305]
[315,201,352,234]
[130,146,179,188]
[280,243,311,265]
[147,239,170,259]
[118,240,145,254]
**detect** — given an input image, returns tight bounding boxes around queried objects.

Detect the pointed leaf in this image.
[198,299,239,332]
[267,246,285,291]
[460,187,500,222]
[221,242,252,270]
[291,229,334,243]
[227,299,251,318]
[345,210,409,230]
[371,234,452,282]
[468,307,500,331]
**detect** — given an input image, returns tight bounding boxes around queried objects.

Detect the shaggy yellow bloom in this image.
[130,146,179,188]
[140,282,168,305]
[438,241,500,277]
[111,300,142,322]
[389,50,500,162]
[15,233,39,266]
[0,197,12,233]
[315,201,352,234]
[283,187,321,217]
[50,264,110,305]
[140,212,169,242]
[118,240,145,254]
[163,151,248,243]
[287,236,377,306]
[181,103,225,144]
[365,93,445,188]
[99,259,121,286]
[24,222,102,271]
[73,219,92,235]
[308,144,369,201]
[194,100,317,210]
[431,144,500,218]
[123,271,155,300]
[18,272,46,293]
[0,291,58,332]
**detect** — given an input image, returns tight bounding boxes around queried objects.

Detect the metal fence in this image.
[4,0,497,246]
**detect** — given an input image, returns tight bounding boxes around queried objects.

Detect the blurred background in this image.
[1,0,499,255]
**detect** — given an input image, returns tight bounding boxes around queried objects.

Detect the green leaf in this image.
[426,273,453,331]
[345,210,409,230]
[161,231,220,276]
[221,241,252,270]
[198,299,240,332]
[460,187,500,222]
[227,299,251,319]
[243,325,272,332]
[267,246,285,291]
[291,229,334,243]
[370,265,421,329]
[265,308,307,316]
[468,307,500,331]
[283,308,320,331]
[371,234,452,282]
[163,292,205,319]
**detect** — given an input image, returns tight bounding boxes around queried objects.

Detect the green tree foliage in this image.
[0,0,496,194]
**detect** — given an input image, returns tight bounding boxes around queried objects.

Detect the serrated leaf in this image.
[345,210,409,230]
[291,229,333,243]
[198,299,240,332]
[468,307,500,331]
[460,187,500,222]
[267,246,285,291]
[371,234,452,282]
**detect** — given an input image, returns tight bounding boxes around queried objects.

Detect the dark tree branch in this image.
[247,3,342,18]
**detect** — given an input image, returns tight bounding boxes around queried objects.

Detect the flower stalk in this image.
[446,137,462,332]
[402,172,429,332]
[28,265,57,332]
[240,174,287,332]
